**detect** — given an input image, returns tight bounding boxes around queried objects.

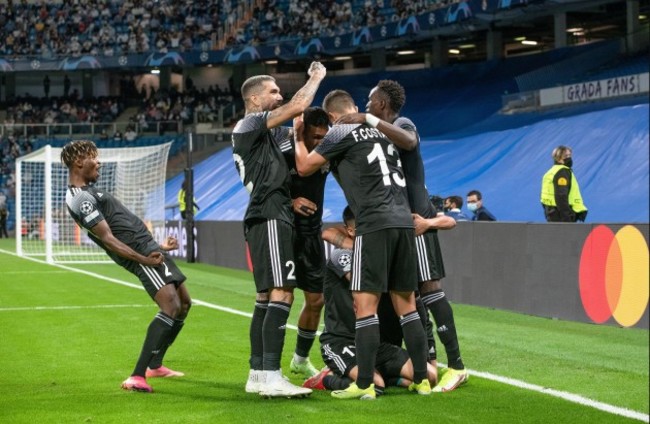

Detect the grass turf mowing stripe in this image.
[1,247,648,422]
[0,304,151,312]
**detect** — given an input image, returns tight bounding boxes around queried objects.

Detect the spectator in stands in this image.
[63,75,71,98]
[540,145,588,222]
[43,76,50,98]
[466,190,496,221]
[444,196,470,222]
[124,126,138,142]
[0,205,8,238]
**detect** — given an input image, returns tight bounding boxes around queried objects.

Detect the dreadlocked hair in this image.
[61,140,98,169]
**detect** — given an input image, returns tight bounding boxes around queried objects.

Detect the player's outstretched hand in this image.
[335,113,366,125]
[161,236,179,251]
[307,61,326,79]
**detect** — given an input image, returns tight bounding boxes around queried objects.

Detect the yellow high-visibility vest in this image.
[540,165,588,213]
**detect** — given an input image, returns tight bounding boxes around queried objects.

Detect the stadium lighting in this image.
[449,49,460,55]
[521,40,538,46]
[150,68,160,74]
[334,56,352,61]
[397,50,416,55]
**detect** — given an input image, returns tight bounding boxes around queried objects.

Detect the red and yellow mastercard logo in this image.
[579,225,649,327]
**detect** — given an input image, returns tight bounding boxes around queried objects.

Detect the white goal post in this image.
[16,143,172,264]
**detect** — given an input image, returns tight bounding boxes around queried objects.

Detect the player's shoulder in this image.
[322,124,361,145]
[394,115,416,131]
[233,112,268,134]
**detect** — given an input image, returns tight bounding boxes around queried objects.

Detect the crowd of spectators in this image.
[130,76,238,134]
[0,0,233,58]
[3,95,125,137]
[0,0,454,58]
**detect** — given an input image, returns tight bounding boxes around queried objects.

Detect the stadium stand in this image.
[161,42,648,224]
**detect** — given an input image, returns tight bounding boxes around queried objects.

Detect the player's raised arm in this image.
[293,115,328,177]
[265,62,326,129]
[335,112,417,151]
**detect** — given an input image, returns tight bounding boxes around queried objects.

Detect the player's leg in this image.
[291,233,325,377]
[245,291,269,393]
[122,274,179,393]
[147,281,191,377]
[389,229,430,394]
[291,290,324,377]
[416,231,467,392]
[255,220,311,398]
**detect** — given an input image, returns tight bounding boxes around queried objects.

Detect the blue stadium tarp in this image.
[166,103,649,224]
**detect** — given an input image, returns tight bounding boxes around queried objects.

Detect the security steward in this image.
[178,179,199,220]
[540,145,588,222]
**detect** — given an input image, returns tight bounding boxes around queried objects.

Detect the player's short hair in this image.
[322,89,355,114]
[61,140,98,169]
[552,145,572,163]
[241,75,275,99]
[377,80,406,113]
[467,189,482,200]
[342,206,355,227]
[303,106,330,128]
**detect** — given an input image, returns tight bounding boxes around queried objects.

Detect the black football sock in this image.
[249,300,268,370]
[295,327,317,358]
[323,374,352,390]
[354,314,380,389]
[422,289,464,370]
[400,310,428,384]
[149,318,185,369]
[132,311,174,377]
[416,294,437,361]
[262,301,291,371]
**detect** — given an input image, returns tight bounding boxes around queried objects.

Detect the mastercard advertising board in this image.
[579,225,649,327]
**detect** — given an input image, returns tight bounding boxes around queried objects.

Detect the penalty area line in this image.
[1,248,648,422]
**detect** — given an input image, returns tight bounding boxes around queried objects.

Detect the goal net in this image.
[16,143,172,263]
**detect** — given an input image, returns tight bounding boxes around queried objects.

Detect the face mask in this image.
[564,158,573,168]
[467,203,478,212]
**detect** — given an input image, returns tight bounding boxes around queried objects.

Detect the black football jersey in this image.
[232,112,294,228]
[393,116,436,219]
[284,140,329,235]
[319,248,356,345]
[315,123,412,235]
[65,185,158,267]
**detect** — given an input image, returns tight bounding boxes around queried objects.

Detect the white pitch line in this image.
[0,304,151,312]
[1,248,648,423]
[469,370,649,422]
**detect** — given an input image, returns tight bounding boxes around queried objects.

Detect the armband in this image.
[365,114,380,128]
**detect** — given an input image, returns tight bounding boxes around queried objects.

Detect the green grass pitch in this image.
[0,238,647,423]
